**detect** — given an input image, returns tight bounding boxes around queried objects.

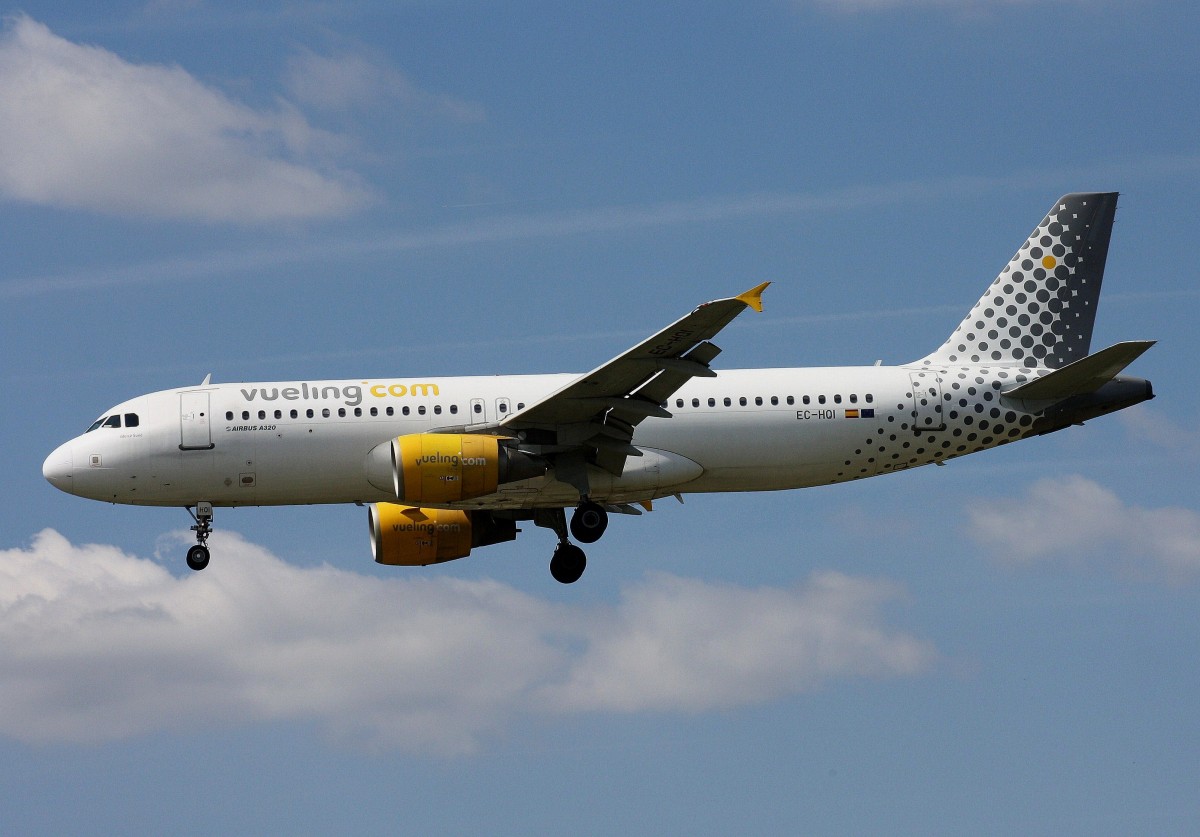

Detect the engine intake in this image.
[365,433,544,504]
[369,504,517,566]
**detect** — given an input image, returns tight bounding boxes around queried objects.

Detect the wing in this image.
[499,282,769,487]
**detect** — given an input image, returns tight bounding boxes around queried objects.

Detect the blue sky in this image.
[1,1,1198,833]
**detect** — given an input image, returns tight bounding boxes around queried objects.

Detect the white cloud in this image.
[967,475,1200,580]
[0,530,933,754]
[539,572,932,713]
[284,48,484,122]
[0,16,371,222]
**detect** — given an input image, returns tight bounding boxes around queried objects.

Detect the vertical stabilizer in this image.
[917,193,1118,370]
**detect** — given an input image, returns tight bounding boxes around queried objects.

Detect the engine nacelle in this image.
[365,433,544,504]
[368,503,518,566]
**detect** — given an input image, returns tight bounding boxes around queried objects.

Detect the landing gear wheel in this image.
[186,544,210,571]
[550,543,586,584]
[570,501,608,544]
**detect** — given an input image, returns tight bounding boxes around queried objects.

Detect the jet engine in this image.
[369,503,518,566]
[365,433,544,504]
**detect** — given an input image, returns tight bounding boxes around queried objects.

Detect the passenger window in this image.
[354,408,362,417]
[370,407,378,417]
[517,403,525,410]
[786,396,795,406]
[770,396,778,406]
[386,407,394,416]
[225,412,234,421]
[692,398,700,408]
[291,410,299,419]
[418,406,426,415]
[274,410,282,420]
[306,409,314,418]
[473,404,482,414]
[739,397,747,406]
[865,393,874,403]
[676,398,684,408]
[434,405,442,415]
[450,405,458,415]
[402,406,410,416]
[818,395,826,405]
[103,415,121,429]
[338,408,346,418]
[241,411,250,421]
[258,410,266,420]
[723,397,732,407]
[708,398,716,407]
[849,394,858,404]
[833,395,842,404]
[754,397,763,406]
[499,403,508,413]
[322,408,331,418]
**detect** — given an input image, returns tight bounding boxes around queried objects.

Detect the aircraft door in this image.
[180,391,215,450]
[908,372,945,431]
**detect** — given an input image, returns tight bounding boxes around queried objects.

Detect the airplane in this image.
[43,193,1154,583]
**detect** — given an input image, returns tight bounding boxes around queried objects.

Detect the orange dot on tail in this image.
[1042,255,1057,269]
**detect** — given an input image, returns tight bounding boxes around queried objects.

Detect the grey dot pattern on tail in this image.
[920,193,1118,370]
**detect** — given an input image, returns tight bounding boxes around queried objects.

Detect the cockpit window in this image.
[86,413,139,432]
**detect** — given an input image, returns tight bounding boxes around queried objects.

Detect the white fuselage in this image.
[42,363,1046,510]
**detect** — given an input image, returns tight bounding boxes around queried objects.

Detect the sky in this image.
[1,1,1198,834]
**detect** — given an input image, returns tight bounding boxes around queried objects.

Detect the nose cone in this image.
[43,442,74,494]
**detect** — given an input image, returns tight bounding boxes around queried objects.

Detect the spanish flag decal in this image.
[845,409,875,419]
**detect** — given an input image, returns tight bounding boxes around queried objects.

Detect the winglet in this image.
[736,281,770,313]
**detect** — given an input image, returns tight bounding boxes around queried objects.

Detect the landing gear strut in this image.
[185,502,213,571]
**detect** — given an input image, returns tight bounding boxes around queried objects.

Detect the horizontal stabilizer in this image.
[1003,340,1155,401]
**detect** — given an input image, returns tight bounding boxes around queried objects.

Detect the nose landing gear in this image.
[185,502,213,571]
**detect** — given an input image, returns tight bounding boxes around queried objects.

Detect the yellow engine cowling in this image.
[395,433,499,504]
[368,503,519,566]
[365,433,545,504]
[369,504,473,566]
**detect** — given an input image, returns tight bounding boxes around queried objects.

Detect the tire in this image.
[186,544,210,571]
[549,543,586,584]
[570,502,608,544]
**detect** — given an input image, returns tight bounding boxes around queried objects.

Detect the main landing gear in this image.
[543,501,610,584]
[185,502,213,571]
